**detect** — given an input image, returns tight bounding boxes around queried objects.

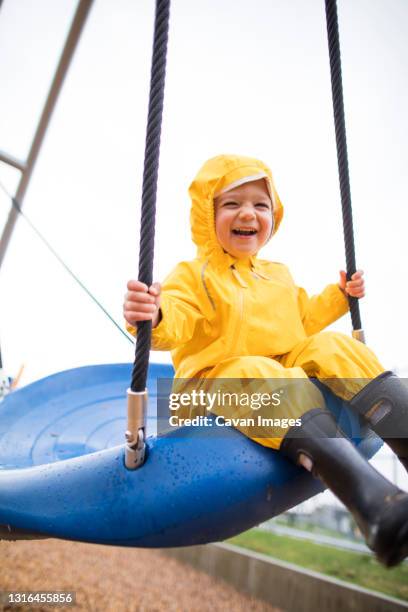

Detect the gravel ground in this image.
[0,539,280,612]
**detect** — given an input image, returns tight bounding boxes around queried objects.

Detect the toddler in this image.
[124,154,408,566]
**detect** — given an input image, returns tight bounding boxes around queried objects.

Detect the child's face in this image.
[214,179,273,259]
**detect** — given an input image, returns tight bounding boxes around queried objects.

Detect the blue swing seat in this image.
[0,363,381,546]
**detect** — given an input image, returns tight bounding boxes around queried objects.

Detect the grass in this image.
[227,528,408,602]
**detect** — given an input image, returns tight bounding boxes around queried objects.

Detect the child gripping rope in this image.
[124,154,408,567]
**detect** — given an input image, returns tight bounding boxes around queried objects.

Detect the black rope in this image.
[131,0,170,392]
[325,0,362,331]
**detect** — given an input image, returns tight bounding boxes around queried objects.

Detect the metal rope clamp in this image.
[125,388,147,469]
[352,329,365,344]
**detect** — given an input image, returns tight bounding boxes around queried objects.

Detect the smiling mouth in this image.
[232,228,257,236]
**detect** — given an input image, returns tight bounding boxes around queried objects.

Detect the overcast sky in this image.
[1,0,407,490]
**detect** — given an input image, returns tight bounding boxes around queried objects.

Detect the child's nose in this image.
[239,205,256,220]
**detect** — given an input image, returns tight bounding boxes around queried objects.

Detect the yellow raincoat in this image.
[128,154,384,448]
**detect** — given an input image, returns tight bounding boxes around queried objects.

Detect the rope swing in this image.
[125,0,363,468]
[0,1,387,551]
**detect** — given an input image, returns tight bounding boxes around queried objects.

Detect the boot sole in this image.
[381,520,408,568]
[373,494,408,567]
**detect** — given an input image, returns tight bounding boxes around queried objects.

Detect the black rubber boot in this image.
[280,408,408,567]
[349,372,408,472]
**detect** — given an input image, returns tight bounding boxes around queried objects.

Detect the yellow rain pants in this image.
[187,331,385,449]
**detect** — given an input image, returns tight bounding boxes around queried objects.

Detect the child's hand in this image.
[339,270,365,298]
[124,280,162,328]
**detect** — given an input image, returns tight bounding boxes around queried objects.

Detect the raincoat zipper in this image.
[230,267,247,356]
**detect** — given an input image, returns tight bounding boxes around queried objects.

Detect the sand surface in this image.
[0,539,279,611]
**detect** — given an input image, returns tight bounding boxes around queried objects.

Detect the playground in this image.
[1,1,408,609]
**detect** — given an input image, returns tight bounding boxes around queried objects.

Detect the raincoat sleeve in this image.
[126,262,205,351]
[297,283,349,335]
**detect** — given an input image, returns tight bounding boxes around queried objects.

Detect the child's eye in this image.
[223,202,238,207]
[255,203,270,209]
